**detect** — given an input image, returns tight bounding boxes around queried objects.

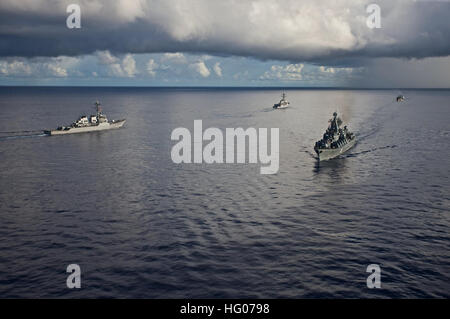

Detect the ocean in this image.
[0,87,449,298]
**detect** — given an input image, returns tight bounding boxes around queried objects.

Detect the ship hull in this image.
[273,105,289,109]
[315,137,356,161]
[46,119,125,136]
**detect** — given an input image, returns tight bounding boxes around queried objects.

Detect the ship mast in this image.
[95,101,102,117]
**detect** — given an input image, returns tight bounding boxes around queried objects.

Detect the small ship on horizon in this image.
[44,101,125,136]
[396,95,405,102]
[273,92,290,109]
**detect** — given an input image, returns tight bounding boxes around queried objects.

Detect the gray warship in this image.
[45,101,125,136]
[273,92,290,109]
[314,112,356,161]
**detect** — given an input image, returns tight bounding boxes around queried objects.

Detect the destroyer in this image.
[45,101,125,136]
[314,112,356,161]
[273,92,290,109]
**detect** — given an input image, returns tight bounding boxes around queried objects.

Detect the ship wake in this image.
[0,130,47,140]
[344,144,397,158]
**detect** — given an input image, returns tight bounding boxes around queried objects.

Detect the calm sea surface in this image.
[0,87,449,298]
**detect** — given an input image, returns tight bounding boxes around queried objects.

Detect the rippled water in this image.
[0,87,449,298]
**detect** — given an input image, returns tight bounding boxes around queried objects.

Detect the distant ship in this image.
[273,92,290,109]
[314,112,356,161]
[45,101,125,136]
[396,95,405,102]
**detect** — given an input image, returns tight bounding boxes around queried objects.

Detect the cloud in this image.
[161,52,187,64]
[108,63,125,77]
[319,66,355,74]
[0,60,32,76]
[96,51,119,65]
[189,61,210,77]
[103,54,137,77]
[122,54,137,77]
[213,62,222,77]
[46,63,68,77]
[146,58,158,76]
[260,64,304,81]
[0,56,78,77]
[0,0,449,65]
[319,66,336,74]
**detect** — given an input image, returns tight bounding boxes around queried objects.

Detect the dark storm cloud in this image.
[0,0,449,65]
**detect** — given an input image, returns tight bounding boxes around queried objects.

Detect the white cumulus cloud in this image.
[213,62,222,77]
[260,64,304,81]
[46,64,68,77]
[96,50,119,65]
[146,58,158,76]
[161,52,187,64]
[122,54,137,77]
[106,54,137,77]
[0,60,32,76]
[189,61,210,77]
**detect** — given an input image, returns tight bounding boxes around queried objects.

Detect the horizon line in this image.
[0,85,449,90]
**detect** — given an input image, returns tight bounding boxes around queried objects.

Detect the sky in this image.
[0,0,449,87]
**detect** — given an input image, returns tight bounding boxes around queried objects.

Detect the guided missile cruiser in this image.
[314,112,356,161]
